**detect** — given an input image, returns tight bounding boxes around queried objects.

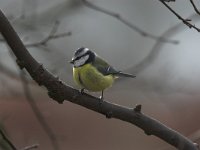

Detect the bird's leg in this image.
[79,88,85,94]
[99,90,104,101]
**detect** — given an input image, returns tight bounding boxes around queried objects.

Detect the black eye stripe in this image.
[75,53,89,61]
[75,47,86,56]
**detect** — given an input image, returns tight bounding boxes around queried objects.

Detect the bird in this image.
[70,47,136,99]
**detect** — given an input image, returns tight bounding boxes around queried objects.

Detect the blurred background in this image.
[1,0,200,150]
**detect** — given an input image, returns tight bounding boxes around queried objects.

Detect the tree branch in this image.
[21,143,39,150]
[126,17,183,75]
[163,0,176,2]
[111,12,200,81]
[0,129,17,150]
[190,0,200,15]
[0,21,71,49]
[159,0,200,32]
[81,0,178,44]
[0,62,19,79]
[0,9,198,150]
[0,127,39,150]
[20,71,60,150]
[25,21,72,48]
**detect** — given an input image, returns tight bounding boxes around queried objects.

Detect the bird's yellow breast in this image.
[73,64,114,92]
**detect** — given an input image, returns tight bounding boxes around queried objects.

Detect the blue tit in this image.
[70,47,136,99]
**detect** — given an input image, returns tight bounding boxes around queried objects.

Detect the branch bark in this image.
[0,9,198,150]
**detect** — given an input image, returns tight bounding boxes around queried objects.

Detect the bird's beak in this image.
[69,60,74,64]
[69,57,75,64]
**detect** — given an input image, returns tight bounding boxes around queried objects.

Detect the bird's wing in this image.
[93,56,136,78]
[93,56,121,75]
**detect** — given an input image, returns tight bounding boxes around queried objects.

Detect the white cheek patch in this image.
[74,55,89,67]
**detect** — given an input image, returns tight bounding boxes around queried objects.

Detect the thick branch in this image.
[0,9,198,150]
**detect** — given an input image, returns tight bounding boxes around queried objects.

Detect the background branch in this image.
[82,0,178,44]
[5,41,60,150]
[190,0,200,15]
[0,62,19,80]
[0,127,39,150]
[0,21,71,49]
[26,21,71,48]
[125,12,192,74]
[159,0,200,32]
[20,143,39,150]
[0,9,198,150]
[20,71,60,150]
[0,129,17,150]
[163,0,176,2]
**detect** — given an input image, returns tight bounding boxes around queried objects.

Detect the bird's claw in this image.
[79,88,85,94]
[99,96,104,105]
[99,96,104,100]
[99,90,104,101]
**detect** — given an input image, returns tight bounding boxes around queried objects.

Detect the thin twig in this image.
[19,71,60,150]
[26,21,71,48]
[81,0,178,44]
[27,20,59,47]
[7,47,60,150]
[163,0,176,2]
[125,14,187,75]
[21,144,39,150]
[0,21,71,47]
[0,129,17,150]
[122,13,200,83]
[0,62,19,79]
[190,0,200,15]
[7,46,60,150]
[25,32,71,48]
[159,0,200,32]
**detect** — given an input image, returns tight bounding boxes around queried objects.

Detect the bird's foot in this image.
[99,90,104,101]
[99,93,104,105]
[99,95,104,100]
[79,88,85,94]
[98,96,104,106]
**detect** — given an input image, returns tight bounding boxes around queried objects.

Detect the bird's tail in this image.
[114,71,136,78]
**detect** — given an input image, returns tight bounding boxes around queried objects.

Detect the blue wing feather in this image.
[93,56,136,78]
